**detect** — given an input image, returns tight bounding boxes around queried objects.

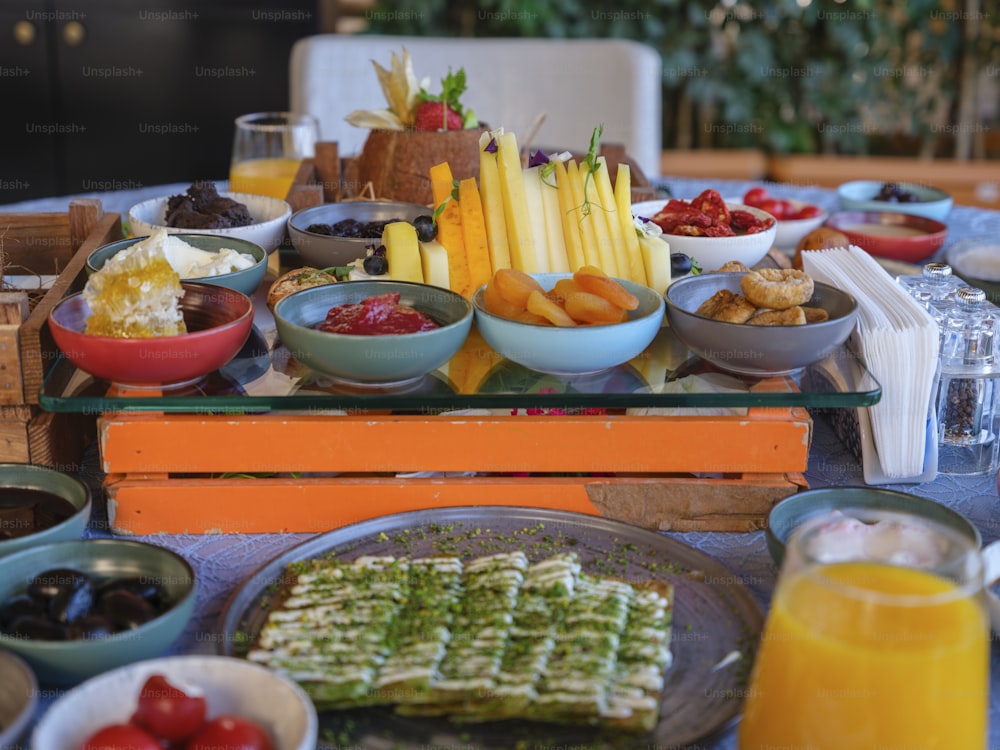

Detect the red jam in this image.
[316,292,440,335]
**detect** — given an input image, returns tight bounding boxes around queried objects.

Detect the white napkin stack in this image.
[803,247,939,481]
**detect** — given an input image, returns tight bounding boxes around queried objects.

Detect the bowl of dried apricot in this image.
[472,267,665,376]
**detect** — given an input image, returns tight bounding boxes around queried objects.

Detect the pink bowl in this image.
[824,211,947,263]
[48,282,254,388]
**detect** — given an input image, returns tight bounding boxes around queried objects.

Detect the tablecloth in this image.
[6,177,1000,749]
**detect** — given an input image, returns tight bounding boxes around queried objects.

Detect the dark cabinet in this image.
[1,1,317,203]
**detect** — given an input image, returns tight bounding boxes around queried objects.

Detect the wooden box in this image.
[0,199,122,467]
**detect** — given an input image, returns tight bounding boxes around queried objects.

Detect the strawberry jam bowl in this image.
[273,280,473,387]
[48,283,254,390]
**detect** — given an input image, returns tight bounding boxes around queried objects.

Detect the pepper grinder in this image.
[936,286,1000,475]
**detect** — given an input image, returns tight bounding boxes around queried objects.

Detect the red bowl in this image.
[824,211,947,263]
[48,282,254,388]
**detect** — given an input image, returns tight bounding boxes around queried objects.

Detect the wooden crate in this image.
[0,199,122,467]
[98,377,811,535]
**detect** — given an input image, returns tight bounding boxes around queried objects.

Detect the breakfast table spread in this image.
[5,176,1000,749]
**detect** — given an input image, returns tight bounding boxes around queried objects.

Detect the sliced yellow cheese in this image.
[521,165,551,273]
[555,159,586,272]
[638,232,671,296]
[496,131,537,273]
[594,156,630,280]
[614,163,648,286]
[382,221,423,283]
[582,162,618,276]
[430,161,471,297]
[458,177,493,297]
[566,159,600,269]
[538,165,570,273]
[478,138,511,271]
[418,239,450,289]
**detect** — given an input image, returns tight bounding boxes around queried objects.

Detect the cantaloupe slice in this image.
[458,177,493,298]
[430,161,470,296]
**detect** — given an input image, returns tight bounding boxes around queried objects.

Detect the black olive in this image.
[671,253,693,275]
[363,255,389,276]
[97,577,168,609]
[0,594,45,627]
[7,614,67,641]
[68,614,115,641]
[412,215,437,242]
[97,590,158,630]
[305,223,334,236]
[27,567,89,603]
[49,573,95,625]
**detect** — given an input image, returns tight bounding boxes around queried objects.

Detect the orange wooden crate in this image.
[99,394,811,535]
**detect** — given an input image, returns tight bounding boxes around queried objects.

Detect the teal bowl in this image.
[472,272,665,376]
[86,234,268,297]
[0,464,91,558]
[766,486,981,567]
[0,539,196,686]
[837,180,953,222]
[273,280,473,386]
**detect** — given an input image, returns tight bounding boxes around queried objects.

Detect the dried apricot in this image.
[565,291,629,325]
[572,267,639,310]
[526,290,577,327]
[494,268,545,308]
[484,276,524,318]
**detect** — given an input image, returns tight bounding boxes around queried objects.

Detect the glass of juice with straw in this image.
[229,111,319,200]
[739,507,988,750]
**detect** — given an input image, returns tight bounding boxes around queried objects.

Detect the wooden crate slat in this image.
[98,412,812,475]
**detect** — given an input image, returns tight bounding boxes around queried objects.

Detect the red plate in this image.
[824,211,947,263]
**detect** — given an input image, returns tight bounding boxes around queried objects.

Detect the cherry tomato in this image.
[186,715,274,750]
[756,198,785,220]
[742,187,769,207]
[80,723,161,750]
[790,204,823,220]
[133,674,207,742]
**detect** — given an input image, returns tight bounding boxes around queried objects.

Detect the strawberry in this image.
[412,67,477,131]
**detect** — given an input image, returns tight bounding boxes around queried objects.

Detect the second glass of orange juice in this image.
[229,112,319,200]
[739,508,988,750]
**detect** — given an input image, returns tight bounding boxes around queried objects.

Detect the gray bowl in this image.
[0,650,37,749]
[766,486,981,567]
[0,464,91,558]
[287,201,431,267]
[665,272,858,376]
[273,280,473,386]
[86,234,268,297]
[0,539,196,686]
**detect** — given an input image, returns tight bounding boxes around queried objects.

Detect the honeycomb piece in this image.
[83,242,186,338]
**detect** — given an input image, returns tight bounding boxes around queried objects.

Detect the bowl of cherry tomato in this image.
[742,187,828,250]
[32,655,318,750]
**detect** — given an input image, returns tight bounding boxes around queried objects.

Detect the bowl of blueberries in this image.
[837,180,953,222]
[287,201,434,269]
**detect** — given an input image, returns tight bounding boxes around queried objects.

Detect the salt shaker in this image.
[936,286,1000,475]
[898,262,963,327]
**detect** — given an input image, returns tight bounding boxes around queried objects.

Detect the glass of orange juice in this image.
[229,111,319,200]
[739,508,988,750]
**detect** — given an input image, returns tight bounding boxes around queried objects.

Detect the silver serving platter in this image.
[217,507,764,749]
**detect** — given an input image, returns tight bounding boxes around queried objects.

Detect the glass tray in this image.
[40,313,881,414]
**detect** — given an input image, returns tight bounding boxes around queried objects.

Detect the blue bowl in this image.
[472,272,665,376]
[0,464,91,558]
[87,234,268,297]
[837,180,953,222]
[766,486,980,567]
[274,280,473,386]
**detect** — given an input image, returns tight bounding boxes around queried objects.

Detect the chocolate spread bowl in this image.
[0,464,91,559]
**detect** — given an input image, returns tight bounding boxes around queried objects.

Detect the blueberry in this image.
[671,253,693,275]
[412,215,437,243]
[363,255,389,275]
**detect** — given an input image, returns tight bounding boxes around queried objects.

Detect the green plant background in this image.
[365,0,998,158]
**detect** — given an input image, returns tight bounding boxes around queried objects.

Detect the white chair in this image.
[289,34,663,179]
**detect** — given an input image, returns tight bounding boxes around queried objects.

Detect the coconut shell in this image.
[352,129,484,206]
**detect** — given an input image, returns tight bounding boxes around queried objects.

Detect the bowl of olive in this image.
[0,539,196,686]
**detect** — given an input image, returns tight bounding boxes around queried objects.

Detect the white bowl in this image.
[129,192,291,253]
[472,272,665,376]
[0,651,37,749]
[633,200,777,271]
[31,654,318,750]
[772,199,829,250]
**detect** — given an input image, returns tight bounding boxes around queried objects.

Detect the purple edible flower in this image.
[484,137,498,154]
[528,150,550,168]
